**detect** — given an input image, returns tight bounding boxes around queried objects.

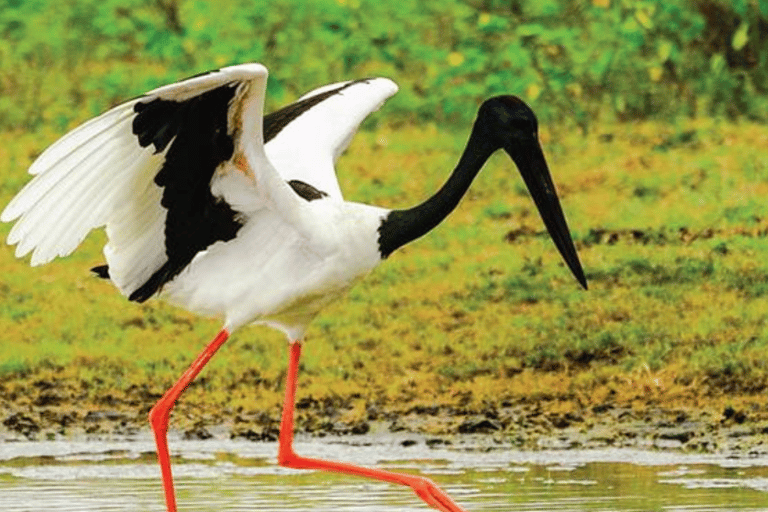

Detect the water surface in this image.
[1,435,767,511]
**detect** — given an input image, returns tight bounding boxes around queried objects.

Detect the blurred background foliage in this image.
[1,0,767,134]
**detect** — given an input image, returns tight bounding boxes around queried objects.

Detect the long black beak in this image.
[507,138,587,289]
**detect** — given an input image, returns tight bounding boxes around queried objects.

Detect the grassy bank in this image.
[1,117,767,444]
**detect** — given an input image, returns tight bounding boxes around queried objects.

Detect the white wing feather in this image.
[3,102,144,265]
[1,64,277,296]
[265,78,398,199]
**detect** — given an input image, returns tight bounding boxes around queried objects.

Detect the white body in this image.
[165,199,386,339]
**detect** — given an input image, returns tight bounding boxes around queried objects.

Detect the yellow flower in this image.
[448,52,465,67]
[526,84,542,101]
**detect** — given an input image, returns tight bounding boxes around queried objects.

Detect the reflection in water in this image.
[0,436,767,511]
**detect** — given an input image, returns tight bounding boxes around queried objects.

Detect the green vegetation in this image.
[2,0,768,131]
[1,1,767,437]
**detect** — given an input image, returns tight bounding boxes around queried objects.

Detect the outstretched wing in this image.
[263,77,398,199]
[2,63,293,301]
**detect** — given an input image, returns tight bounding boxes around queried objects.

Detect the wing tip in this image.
[378,78,399,97]
[297,77,399,103]
[221,62,268,79]
[1,205,19,223]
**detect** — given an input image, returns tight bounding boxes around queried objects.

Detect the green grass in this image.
[1,114,768,433]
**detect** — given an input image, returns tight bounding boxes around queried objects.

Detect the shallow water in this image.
[1,435,767,511]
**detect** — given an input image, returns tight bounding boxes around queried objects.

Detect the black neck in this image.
[378,128,497,258]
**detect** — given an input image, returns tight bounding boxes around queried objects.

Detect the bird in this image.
[2,63,587,512]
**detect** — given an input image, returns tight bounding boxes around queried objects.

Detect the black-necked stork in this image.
[2,63,586,512]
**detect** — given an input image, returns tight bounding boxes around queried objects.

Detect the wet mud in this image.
[2,382,767,457]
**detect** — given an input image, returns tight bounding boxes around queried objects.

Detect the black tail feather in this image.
[91,264,110,279]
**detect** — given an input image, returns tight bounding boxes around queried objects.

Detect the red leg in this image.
[278,342,468,512]
[148,328,230,512]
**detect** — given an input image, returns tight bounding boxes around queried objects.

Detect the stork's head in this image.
[477,95,538,144]
[476,95,587,289]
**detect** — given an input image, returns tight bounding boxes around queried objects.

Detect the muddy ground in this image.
[2,381,767,456]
